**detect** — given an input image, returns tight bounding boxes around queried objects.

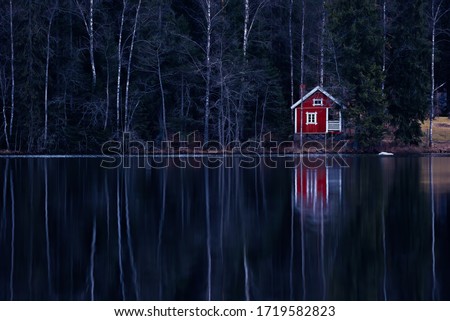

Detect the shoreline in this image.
[1,148,449,157]
[2,139,450,157]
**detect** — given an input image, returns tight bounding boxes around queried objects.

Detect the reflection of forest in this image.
[0,157,449,300]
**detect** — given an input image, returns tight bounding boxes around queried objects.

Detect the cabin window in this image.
[306,112,317,125]
[313,98,323,106]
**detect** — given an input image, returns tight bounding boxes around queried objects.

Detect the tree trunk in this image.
[320,0,326,87]
[300,0,306,149]
[75,0,97,88]
[116,1,126,135]
[289,0,294,106]
[9,0,15,140]
[2,91,10,150]
[104,56,110,130]
[124,0,141,132]
[204,0,212,144]
[243,0,250,59]
[382,0,386,92]
[429,0,436,148]
[44,12,55,147]
[157,50,168,141]
[89,0,96,88]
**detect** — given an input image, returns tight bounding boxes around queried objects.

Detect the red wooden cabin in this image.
[291,86,344,136]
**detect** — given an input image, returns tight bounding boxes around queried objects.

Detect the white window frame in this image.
[313,98,323,106]
[306,112,318,125]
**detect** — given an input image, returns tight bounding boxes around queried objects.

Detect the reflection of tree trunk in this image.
[321,206,326,300]
[300,165,306,299]
[2,160,8,235]
[157,169,167,299]
[45,161,52,293]
[243,245,250,300]
[125,171,139,299]
[381,201,387,300]
[105,175,110,241]
[205,167,212,300]
[290,169,295,299]
[89,213,97,301]
[430,156,437,299]
[219,165,225,289]
[9,161,15,300]
[116,171,125,299]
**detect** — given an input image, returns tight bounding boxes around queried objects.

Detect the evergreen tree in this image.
[385,0,430,145]
[328,0,388,150]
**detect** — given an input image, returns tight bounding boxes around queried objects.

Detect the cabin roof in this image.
[290,86,345,110]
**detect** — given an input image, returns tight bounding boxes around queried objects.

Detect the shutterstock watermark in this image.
[100,132,349,169]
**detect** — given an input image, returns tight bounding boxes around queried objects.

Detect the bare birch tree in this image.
[74,0,97,88]
[429,0,449,147]
[1,67,10,150]
[9,0,15,141]
[204,0,212,144]
[116,0,127,134]
[300,0,306,148]
[124,0,141,132]
[289,0,294,106]
[320,0,326,87]
[44,8,56,146]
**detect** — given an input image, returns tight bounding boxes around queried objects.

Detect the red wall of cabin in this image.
[295,92,330,134]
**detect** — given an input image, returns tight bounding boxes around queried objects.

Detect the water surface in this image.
[0,155,449,300]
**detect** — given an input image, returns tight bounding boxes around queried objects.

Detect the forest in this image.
[0,0,449,153]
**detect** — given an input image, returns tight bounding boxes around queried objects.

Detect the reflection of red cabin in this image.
[291,86,344,135]
[294,160,343,219]
[295,164,328,210]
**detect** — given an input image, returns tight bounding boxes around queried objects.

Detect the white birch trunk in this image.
[124,0,141,132]
[430,0,437,148]
[289,0,294,106]
[300,0,306,149]
[116,1,126,134]
[104,56,110,130]
[320,0,325,87]
[382,0,386,92]
[2,90,10,150]
[89,0,96,88]
[157,50,168,141]
[204,0,212,144]
[75,0,97,88]
[44,13,54,146]
[9,0,15,139]
[243,0,250,59]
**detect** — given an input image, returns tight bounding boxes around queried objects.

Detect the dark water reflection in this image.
[0,156,449,300]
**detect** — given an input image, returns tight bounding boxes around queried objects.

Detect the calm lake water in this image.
[0,155,449,300]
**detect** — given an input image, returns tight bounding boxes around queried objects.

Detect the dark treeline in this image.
[0,0,449,153]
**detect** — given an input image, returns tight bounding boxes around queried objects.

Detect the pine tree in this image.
[328,0,388,150]
[385,0,430,145]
